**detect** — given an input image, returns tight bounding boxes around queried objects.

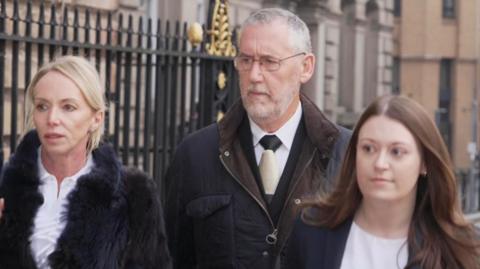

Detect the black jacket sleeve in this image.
[124,167,172,269]
[164,147,197,269]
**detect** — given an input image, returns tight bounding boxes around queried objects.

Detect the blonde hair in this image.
[24,55,106,153]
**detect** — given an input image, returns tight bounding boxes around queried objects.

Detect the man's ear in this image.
[300,53,315,83]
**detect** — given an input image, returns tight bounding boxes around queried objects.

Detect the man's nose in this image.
[248,60,263,82]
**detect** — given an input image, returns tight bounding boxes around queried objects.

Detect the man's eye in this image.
[263,58,278,65]
[239,57,252,64]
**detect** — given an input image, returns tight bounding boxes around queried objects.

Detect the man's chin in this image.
[247,109,278,125]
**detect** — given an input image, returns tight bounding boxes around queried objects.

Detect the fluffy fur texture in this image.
[0,131,171,269]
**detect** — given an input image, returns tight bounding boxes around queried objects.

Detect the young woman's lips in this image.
[371,177,393,183]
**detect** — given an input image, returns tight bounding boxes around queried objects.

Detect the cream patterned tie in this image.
[259,135,282,202]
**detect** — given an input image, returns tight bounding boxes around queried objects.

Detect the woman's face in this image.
[356,115,424,205]
[33,71,102,158]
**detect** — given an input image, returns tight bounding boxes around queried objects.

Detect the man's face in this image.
[237,22,313,130]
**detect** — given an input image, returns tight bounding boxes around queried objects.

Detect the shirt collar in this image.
[249,101,303,150]
[37,146,94,183]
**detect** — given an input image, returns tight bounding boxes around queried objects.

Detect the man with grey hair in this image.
[165,8,350,269]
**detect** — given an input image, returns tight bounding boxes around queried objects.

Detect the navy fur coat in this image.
[0,131,171,269]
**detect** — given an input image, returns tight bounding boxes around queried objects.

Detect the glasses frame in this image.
[233,52,306,72]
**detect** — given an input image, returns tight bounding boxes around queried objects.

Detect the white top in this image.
[340,222,409,269]
[30,147,94,269]
[250,102,303,177]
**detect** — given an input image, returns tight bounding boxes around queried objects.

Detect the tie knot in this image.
[259,135,282,152]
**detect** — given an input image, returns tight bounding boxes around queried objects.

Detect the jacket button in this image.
[262,251,269,257]
[294,198,301,205]
[224,151,230,157]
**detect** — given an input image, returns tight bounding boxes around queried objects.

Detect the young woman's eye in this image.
[391,147,406,157]
[361,144,374,153]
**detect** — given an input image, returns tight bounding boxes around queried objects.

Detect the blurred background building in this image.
[393,0,479,174]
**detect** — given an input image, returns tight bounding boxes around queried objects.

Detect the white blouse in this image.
[340,221,408,269]
[29,148,93,269]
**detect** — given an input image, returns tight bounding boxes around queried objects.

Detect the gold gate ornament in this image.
[206,0,237,57]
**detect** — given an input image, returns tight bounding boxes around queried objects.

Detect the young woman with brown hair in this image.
[285,95,480,269]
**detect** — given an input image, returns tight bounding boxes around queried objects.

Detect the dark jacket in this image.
[165,94,351,269]
[0,131,171,269]
[284,216,421,269]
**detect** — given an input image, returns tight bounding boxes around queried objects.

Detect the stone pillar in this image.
[296,4,328,111]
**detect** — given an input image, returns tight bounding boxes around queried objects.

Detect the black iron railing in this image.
[0,0,239,195]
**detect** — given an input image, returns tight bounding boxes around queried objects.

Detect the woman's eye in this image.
[391,147,406,157]
[361,144,374,153]
[63,104,76,111]
[35,104,48,111]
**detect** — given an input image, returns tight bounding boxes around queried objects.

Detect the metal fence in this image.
[0,0,239,194]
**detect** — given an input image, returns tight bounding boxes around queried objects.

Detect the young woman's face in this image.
[356,115,424,205]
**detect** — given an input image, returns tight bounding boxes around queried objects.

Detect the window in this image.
[443,0,455,18]
[394,0,401,17]
[437,59,453,150]
[392,57,400,94]
[439,59,452,106]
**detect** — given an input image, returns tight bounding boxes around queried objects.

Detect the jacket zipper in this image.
[219,154,278,244]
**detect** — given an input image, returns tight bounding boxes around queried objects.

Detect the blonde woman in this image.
[0,56,171,268]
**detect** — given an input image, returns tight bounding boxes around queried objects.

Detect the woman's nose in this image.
[47,108,60,126]
[374,151,389,170]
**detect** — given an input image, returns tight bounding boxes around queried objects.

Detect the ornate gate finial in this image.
[206,0,237,57]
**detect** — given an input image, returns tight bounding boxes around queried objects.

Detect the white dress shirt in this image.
[30,147,94,269]
[340,221,408,269]
[249,102,303,178]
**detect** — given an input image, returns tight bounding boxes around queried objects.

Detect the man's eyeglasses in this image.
[234,52,306,72]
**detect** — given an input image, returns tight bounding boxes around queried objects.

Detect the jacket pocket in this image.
[186,194,235,268]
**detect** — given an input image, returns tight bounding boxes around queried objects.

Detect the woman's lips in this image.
[44,133,64,139]
[371,177,393,183]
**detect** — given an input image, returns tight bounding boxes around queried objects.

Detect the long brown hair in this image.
[302,95,480,269]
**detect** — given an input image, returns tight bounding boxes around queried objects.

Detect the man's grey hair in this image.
[239,8,312,53]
